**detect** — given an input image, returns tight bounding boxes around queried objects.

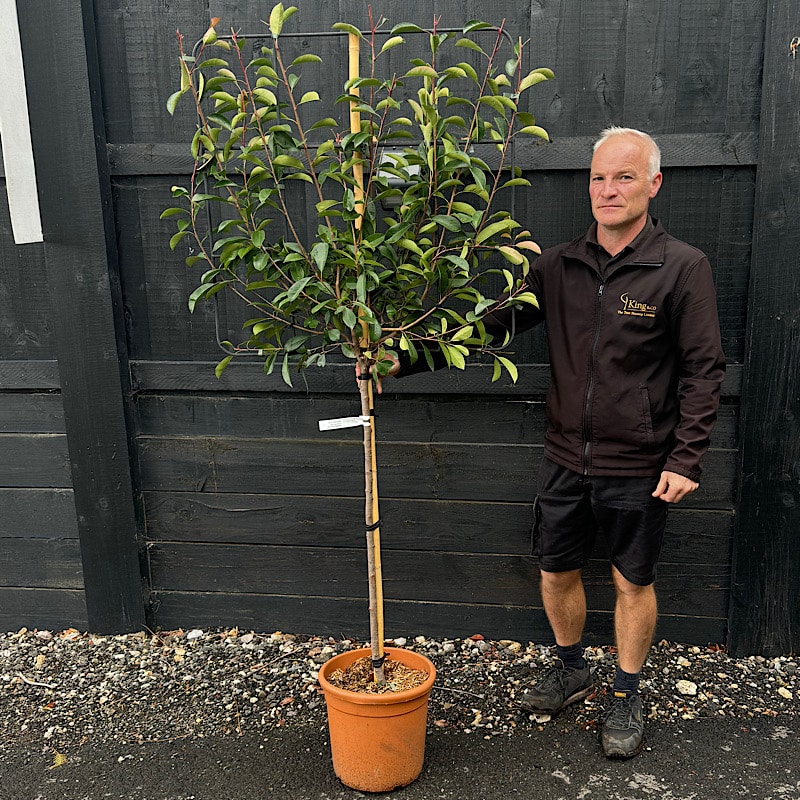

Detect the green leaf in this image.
[405,65,438,80]
[341,307,357,329]
[390,23,425,34]
[432,214,461,232]
[316,199,340,214]
[519,125,550,141]
[311,242,329,271]
[519,70,552,92]
[497,245,525,265]
[492,358,502,382]
[299,91,320,104]
[496,355,519,383]
[169,230,189,250]
[286,276,312,301]
[380,35,404,53]
[310,117,338,130]
[253,87,278,106]
[478,95,506,114]
[398,238,424,257]
[166,89,186,116]
[291,53,322,66]
[215,356,233,379]
[269,3,285,38]
[272,154,305,169]
[281,353,292,386]
[456,62,479,83]
[198,58,229,69]
[475,219,519,244]
[455,38,484,54]
[160,207,188,219]
[196,71,207,102]
[332,22,363,38]
[451,325,474,342]
[463,20,494,33]
[515,291,539,308]
[501,177,532,189]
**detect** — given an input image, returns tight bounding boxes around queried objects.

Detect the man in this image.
[386,127,725,758]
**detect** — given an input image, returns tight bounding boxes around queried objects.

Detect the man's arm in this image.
[661,254,726,490]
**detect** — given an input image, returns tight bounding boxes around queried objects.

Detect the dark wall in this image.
[3,1,795,653]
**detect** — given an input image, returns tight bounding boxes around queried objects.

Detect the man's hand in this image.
[652,471,698,504]
[354,354,400,395]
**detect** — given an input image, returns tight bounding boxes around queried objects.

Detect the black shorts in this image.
[532,457,669,586]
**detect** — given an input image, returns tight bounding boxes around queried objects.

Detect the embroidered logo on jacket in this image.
[617,292,657,318]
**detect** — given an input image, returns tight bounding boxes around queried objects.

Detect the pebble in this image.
[0,629,796,752]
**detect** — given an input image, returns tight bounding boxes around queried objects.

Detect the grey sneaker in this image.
[518,660,593,715]
[602,692,644,758]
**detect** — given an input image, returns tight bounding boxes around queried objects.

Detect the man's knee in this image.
[540,568,583,591]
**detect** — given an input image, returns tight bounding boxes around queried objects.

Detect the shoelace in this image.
[604,695,636,727]
[537,665,570,692]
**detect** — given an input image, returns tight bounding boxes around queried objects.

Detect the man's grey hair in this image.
[593,127,661,180]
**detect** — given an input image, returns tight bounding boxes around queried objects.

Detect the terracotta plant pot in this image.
[317,646,437,792]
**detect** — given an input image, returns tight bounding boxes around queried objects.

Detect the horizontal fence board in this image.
[0,394,65,433]
[137,395,548,444]
[0,538,84,589]
[137,436,737,507]
[136,395,739,449]
[144,491,733,564]
[0,361,60,390]
[0,489,78,538]
[130,361,744,397]
[148,543,729,618]
[0,434,72,488]
[149,591,727,646]
[107,134,759,177]
[0,587,87,632]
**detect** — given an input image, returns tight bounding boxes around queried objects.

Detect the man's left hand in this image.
[652,471,698,504]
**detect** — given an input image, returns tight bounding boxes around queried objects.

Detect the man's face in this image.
[589,136,662,236]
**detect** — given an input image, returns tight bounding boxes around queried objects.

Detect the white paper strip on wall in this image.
[0,0,43,244]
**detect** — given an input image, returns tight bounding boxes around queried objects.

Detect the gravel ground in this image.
[1,627,797,760]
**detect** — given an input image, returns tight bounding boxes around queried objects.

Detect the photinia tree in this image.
[164,3,552,684]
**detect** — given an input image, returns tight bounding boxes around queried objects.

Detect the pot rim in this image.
[317,646,436,705]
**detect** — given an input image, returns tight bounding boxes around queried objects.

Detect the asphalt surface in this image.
[2,714,798,800]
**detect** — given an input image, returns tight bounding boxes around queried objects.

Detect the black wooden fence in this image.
[0,0,797,656]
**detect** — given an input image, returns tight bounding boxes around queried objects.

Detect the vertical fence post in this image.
[16,1,145,632]
[729,0,800,656]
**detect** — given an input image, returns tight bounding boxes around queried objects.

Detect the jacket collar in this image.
[564,217,668,274]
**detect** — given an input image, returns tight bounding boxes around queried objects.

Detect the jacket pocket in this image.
[640,384,655,449]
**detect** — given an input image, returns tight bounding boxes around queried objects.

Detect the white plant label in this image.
[318,416,371,431]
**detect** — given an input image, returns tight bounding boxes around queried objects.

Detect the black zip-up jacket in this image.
[402,218,725,481]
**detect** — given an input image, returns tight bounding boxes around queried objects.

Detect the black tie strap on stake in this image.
[372,654,386,670]
[356,373,371,381]
[365,519,382,532]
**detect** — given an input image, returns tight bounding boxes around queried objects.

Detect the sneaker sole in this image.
[602,734,644,759]
[518,683,594,715]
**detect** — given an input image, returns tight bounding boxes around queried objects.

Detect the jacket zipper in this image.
[582,280,605,474]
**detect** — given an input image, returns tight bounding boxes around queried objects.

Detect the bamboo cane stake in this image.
[349,32,386,685]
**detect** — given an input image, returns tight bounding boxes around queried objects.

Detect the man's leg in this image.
[519,568,593,714]
[612,565,657,673]
[541,568,586,646]
[602,565,657,759]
